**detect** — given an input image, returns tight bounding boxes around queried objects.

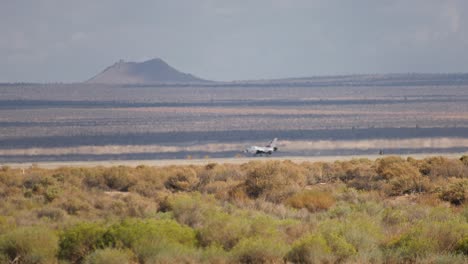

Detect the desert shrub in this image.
[323,232,356,261]
[36,207,66,221]
[164,167,199,192]
[415,254,468,264]
[386,219,467,261]
[286,234,333,263]
[227,184,250,203]
[317,220,357,261]
[105,218,197,249]
[102,166,135,191]
[83,248,134,264]
[420,157,466,179]
[133,241,198,264]
[59,195,91,215]
[440,179,468,205]
[44,186,61,202]
[301,162,325,184]
[386,230,436,261]
[460,155,468,167]
[0,226,58,264]
[230,237,289,264]
[22,174,57,197]
[340,214,384,261]
[375,157,431,196]
[456,236,468,255]
[382,208,408,226]
[164,193,217,228]
[286,190,335,212]
[197,211,250,249]
[376,156,415,179]
[198,164,244,186]
[58,222,108,263]
[384,172,431,196]
[244,161,306,203]
[200,245,229,264]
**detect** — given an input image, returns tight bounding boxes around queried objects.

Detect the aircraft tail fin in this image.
[266,138,278,148]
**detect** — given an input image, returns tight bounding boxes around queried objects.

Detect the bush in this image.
[244,161,306,203]
[36,207,66,221]
[386,219,467,261]
[456,236,468,255]
[83,248,134,264]
[286,190,335,212]
[286,234,333,263]
[164,193,216,228]
[164,167,199,192]
[105,218,197,249]
[230,237,289,263]
[440,180,468,205]
[102,167,135,191]
[0,226,58,264]
[197,211,250,249]
[58,222,108,263]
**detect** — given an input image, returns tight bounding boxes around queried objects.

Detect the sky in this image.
[1,0,468,82]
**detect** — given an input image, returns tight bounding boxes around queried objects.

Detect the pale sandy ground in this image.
[3,153,466,169]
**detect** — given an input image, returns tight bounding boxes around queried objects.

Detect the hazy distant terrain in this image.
[86,58,207,84]
[1,74,468,162]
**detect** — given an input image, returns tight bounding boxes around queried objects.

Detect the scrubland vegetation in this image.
[0,156,467,263]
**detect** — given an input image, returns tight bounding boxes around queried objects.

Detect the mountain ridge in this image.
[86,58,207,84]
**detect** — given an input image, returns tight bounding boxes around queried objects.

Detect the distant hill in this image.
[86,58,207,84]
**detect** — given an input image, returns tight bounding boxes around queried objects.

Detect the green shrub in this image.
[0,226,58,264]
[230,237,289,263]
[286,234,333,263]
[317,220,357,261]
[83,248,134,264]
[197,211,250,249]
[132,239,198,264]
[325,232,357,260]
[385,218,467,262]
[105,218,197,249]
[165,193,216,228]
[456,236,468,255]
[44,186,61,202]
[199,244,229,263]
[58,222,108,263]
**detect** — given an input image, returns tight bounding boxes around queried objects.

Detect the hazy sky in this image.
[1,0,468,82]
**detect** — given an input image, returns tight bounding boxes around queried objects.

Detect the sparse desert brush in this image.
[163,193,217,228]
[105,218,197,249]
[0,157,467,263]
[456,236,468,255]
[286,190,336,212]
[439,179,468,205]
[104,218,198,263]
[197,211,250,249]
[420,156,467,179]
[230,236,289,264]
[461,155,468,167]
[385,217,468,261]
[164,166,199,191]
[0,226,58,264]
[83,248,134,264]
[286,233,333,263]
[58,222,108,263]
[244,160,306,203]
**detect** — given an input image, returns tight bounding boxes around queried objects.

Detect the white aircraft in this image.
[244,138,278,156]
